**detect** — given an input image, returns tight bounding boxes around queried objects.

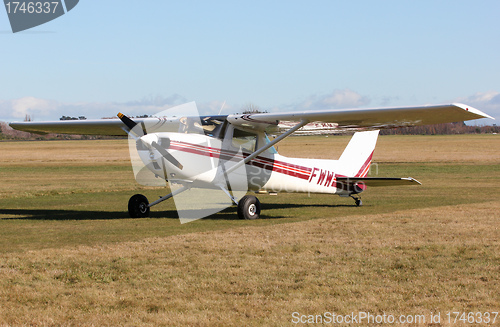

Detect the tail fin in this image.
[337,130,379,177]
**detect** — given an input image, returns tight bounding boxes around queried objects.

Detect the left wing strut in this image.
[223,119,309,176]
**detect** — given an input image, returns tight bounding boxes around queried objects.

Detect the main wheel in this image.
[237,195,261,220]
[128,194,150,218]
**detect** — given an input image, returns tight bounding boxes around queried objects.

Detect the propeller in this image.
[118,112,147,137]
[117,113,184,170]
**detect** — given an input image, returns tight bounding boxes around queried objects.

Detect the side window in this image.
[232,129,257,152]
[264,133,278,154]
[178,117,204,134]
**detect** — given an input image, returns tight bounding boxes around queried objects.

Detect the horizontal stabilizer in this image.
[336,177,421,187]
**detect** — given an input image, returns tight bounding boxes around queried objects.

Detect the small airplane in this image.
[10,102,493,221]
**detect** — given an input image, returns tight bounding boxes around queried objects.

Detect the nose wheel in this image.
[128,194,150,218]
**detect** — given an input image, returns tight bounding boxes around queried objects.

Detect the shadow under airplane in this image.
[0,202,359,221]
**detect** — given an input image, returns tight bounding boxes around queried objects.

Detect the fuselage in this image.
[135,129,372,196]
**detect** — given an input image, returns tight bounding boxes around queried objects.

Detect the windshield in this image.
[264,133,278,154]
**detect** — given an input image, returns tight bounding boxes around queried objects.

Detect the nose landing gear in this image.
[128,194,150,218]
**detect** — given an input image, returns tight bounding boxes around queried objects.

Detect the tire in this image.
[237,195,261,220]
[128,194,150,218]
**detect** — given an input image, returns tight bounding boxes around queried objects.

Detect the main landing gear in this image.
[127,191,262,220]
[350,194,363,207]
[237,195,261,220]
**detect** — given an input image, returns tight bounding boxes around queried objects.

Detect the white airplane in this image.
[10,103,493,220]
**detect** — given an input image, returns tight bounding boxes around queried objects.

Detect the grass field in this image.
[0,135,499,326]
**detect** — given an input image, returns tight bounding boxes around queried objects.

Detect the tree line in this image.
[379,122,498,135]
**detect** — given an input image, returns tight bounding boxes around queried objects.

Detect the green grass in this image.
[0,161,497,253]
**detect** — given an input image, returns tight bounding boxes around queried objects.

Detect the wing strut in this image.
[147,184,190,208]
[223,119,309,176]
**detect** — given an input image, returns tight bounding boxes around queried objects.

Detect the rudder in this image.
[337,130,379,177]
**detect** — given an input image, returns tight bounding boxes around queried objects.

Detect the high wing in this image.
[10,118,132,136]
[9,103,493,135]
[9,115,228,136]
[227,103,493,131]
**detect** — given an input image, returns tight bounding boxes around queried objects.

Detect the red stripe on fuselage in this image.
[168,141,312,180]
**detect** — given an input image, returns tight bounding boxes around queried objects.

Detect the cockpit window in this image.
[178,117,226,138]
[178,117,205,134]
[232,129,257,152]
[265,133,278,154]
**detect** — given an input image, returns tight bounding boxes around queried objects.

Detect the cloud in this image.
[4,90,495,125]
[457,91,500,105]
[196,100,236,116]
[0,97,149,121]
[0,96,162,121]
[0,95,236,121]
[378,95,400,107]
[123,94,188,107]
[289,89,371,111]
[0,97,59,119]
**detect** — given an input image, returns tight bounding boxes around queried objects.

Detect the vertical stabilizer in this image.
[338,130,379,177]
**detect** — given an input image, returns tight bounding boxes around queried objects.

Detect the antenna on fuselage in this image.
[218,100,226,115]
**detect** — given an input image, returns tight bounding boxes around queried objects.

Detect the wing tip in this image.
[405,177,422,185]
[452,103,495,120]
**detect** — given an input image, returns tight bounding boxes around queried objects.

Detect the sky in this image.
[1,0,499,125]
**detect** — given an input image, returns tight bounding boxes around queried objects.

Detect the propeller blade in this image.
[151,141,184,170]
[117,113,146,137]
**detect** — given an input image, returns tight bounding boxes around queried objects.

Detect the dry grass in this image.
[0,139,130,167]
[0,135,499,326]
[2,134,497,169]
[0,201,498,326]
[278,134,500,163]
